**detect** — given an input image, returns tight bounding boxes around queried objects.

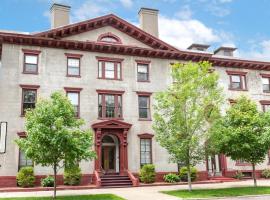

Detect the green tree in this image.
[16,91,96,198]
[209,96,270,187]
[153,61,223,191]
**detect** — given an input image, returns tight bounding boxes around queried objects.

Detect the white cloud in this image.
[159,15,222,49]
[175,5,193,20]
[119,0,133,8]
[238,40,270,61]
[71,0,109,22]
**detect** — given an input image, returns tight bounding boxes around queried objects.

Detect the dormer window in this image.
[97,32,122,44]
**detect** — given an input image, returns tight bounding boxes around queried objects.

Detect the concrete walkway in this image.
[1,180,270,200]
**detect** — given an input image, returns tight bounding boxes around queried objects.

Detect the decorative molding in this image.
[96,56,124,62]
[64,53,83,58]
[136,91,152,96]
[19,84,40,89]
[226,70,247,75]
[22,49,41,55]
[96,89,125,95]
[64,87,83,91]
[17,131,26,138]
[137,133,154,139]
[135,59,151,64]
[260,73,270,78]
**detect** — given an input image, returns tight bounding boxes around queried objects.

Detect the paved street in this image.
[1,180,270,200]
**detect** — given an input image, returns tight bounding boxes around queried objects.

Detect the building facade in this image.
[1,4,270,187]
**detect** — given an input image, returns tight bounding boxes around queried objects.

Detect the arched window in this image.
[97,32,122,44]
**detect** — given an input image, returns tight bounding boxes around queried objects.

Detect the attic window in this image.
[97,32,122,44]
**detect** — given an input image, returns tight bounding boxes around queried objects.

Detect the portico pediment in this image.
[92,119,132,130]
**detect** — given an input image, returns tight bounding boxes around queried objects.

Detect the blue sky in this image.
[0,0,270,61]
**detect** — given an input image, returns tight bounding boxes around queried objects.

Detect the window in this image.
[262,78,270,92]
[22,49,40,74]
[261,74,270,93]
[97,32,122,44]
[97,90,124,119]
[65,53,82,77]
[137,62,150,82]
[65,87,82,118]
[67,58,80,76]
[140,138,152,167]
[260,101,270,112]
[19,149,33,170]
[138,93,151,120]
[20,85,39,116]
[98,60,121,80]
[227,71,247,90]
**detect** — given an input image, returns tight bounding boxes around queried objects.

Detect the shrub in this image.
[139,164,156,183]
[16,167,35,188]
[179,166,197,182]
[64,165,82,186]
[163,173,180,183]
[41,176,54,187]
[262,169,270,179]
[233,171,244,180]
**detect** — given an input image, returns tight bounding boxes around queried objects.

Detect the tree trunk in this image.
[53,164,57,199]
[252,163,257,187]
[187,165,192,191]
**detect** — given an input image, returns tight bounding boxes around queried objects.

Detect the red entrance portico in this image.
[92,119,132,175]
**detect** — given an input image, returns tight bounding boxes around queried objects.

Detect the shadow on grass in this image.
[0,194,125,200]
[162,186,270,199]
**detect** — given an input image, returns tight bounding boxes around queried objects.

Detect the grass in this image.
[0,194,124,200]
[163,186,270,199]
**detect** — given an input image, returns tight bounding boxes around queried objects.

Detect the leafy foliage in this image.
[153,61,223,190]
[15,91,96,198]
[64,165,82,186]
[262,169,270,179]
[139,164,156,183]
[16,167,35,188]
[179,166,197,182]
[233,171,244,180]
[209,96,270,186]
[41,176,55,187]
[163,173,180,183]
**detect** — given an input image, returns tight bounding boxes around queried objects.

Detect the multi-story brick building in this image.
[1,3,270,187]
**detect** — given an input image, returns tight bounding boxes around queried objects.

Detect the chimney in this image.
[138,8,159,37]
[187,44,210,51]
[214,46,237,57]
[50,3,70,29]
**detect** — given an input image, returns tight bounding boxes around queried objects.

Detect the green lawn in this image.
[163,186,270,199]
[0,194,124,200]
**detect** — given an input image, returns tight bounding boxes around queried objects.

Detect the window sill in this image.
[138,118,152,121]
[137,80,150,83]
[97,77,123,81]
[67,75,81,78]
[20,114,25,117]
[263,91,270,93]
[235,163,252,166]
[98,117,124,120]
[22,72,38,75]
[228,88,248,91]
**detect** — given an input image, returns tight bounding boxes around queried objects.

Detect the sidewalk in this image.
[1,180,270,200]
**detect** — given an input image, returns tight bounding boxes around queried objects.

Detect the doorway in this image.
[207,155,222,177]
[101,134,119,174]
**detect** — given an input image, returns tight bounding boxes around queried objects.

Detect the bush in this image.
[233,171,244,180]
[139,164,156,183]
[262,169,270,179]
[64,165,82,186]
[163,173,180,183]
[16,167,35,188]
[41,176,54,187]
[179,166,197,182]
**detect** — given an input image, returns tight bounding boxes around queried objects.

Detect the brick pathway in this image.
[1,180,270,200]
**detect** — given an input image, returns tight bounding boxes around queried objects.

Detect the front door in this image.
[102,146,116,173]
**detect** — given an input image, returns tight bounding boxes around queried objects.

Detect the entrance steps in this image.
[100,174,133,188]
[209,176,237,182]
